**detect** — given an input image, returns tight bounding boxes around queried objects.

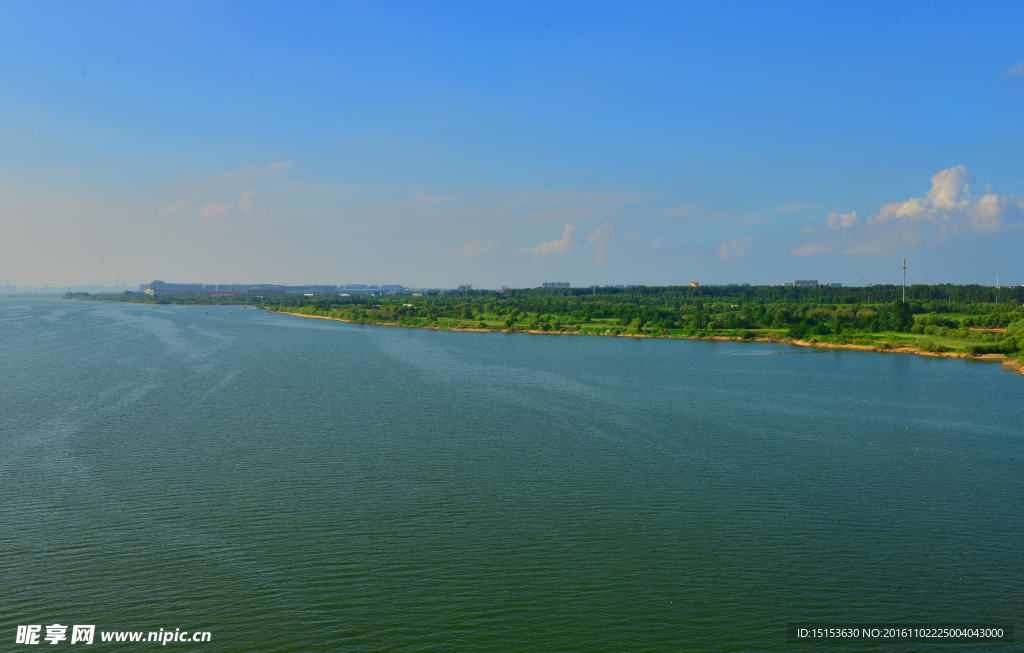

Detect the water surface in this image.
[2,299,1021,651]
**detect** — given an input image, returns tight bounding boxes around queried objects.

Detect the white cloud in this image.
[160,200,183,215]
[652,236,662,247]
[827,211,859,229]
[718,235,752,258]
[585,221,614,263]
[967,193,1005,233]
[269,162,293,171]
[238,191,257,217]
[868,165,1022,236]
[791,165,1024,256]
[459,239,499,256]
[529,223,575,258]
[1002,62,1024,76]
[202,202,232,220]
[221,170,241,180]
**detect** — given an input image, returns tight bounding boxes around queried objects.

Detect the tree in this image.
[892,300,912,332]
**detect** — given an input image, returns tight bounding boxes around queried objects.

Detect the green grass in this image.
[872,331,971,351]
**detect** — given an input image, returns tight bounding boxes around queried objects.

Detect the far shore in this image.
[269,309,1024,377]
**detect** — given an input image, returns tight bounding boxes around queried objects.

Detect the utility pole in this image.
[902,257,906,302]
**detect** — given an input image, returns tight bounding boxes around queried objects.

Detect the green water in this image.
[2,299,1021,651]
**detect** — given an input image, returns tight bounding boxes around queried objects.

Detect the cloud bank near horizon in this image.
[792,166,1024,258]
[3,159,1022,288]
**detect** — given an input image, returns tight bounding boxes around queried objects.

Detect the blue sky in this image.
[1,1,1022,288]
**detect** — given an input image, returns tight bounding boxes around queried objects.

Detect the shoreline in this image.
[270,310,1024,377]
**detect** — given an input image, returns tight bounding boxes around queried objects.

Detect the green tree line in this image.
[255,285,1024,360]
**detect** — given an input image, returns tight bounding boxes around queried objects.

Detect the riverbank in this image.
[270,309,1024,377]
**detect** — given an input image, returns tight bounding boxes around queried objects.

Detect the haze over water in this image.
[2,298,1021,651]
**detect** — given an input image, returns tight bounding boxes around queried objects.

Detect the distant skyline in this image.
[2,1,1023,288]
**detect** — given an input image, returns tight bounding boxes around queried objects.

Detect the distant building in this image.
[793,280,819,287]
[140,280,205,294]
[138,280,402,296]
[458,284,472,291]
[828,282,842,287]
[689,281,700,287]
[500,286,512,292]
[542,282,570,288]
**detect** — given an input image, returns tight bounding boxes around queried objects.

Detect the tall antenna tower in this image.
[902,257,906,302]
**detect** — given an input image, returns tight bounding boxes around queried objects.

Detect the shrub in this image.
[788,322,809,339]
[812,323,833,336]
[966,344,996,355]
[965,339,1018,355]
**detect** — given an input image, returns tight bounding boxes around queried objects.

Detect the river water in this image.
[2,299,1021,651]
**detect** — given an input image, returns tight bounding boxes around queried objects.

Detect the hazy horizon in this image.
[2,2,1023,288]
